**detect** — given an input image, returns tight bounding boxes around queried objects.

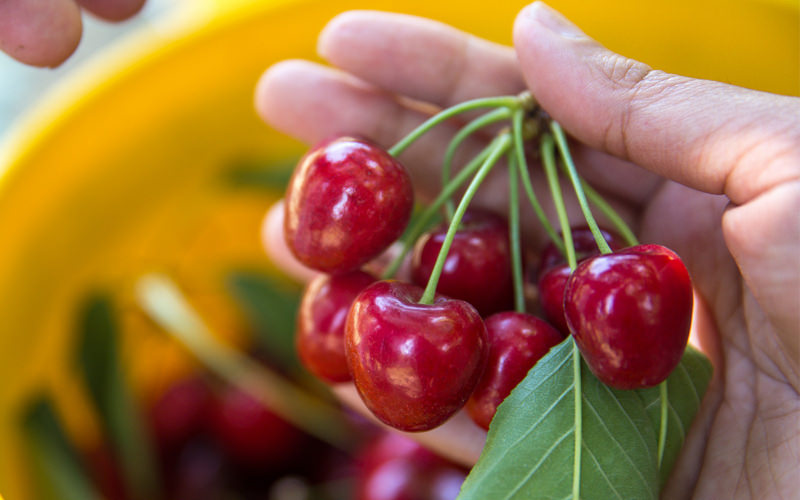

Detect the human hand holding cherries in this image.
[257,2,799,499]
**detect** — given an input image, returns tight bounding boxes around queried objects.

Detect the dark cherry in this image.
[296,270,376,383]
[284,137,414,273]
[537,264,572,335]
[537,225,624,277]
[466,312,565,430]
[411,209,514,316]
[148,375,212,456]
[564,244,693,389]
[345,280,489,431]
[84,444,128,500]
[209,386,304,470]
[168,439,229,500]
[356,433,466,500]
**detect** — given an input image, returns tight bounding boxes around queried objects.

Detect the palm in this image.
[256,9,798,499]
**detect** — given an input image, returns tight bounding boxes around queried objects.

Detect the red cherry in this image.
[537,264,572,335]
[209,386,305,469]
[356,433,466,500]
[296,270,376,383]
[537,225,624,277]
[411,209,514,316]
[564,244,693,389]
[345,281,489,431]
[466,312,565,430]
[148,376,213,456]
[284,137,414,273]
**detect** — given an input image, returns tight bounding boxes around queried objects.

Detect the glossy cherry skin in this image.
[296,270,376,383]
[284,137,414,273]
[564,244,693,389]
[356,433,466,500]
[412,209,513,316]
[209,386,305,470]
[466,312,565,430]
[345,280,489,431]
[537,225,624,277]
[537,264,572,335]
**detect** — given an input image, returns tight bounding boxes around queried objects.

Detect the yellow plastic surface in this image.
[0,0,796,497]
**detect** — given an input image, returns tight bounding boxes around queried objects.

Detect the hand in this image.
[255,2,800,498]
[0,0,145,67]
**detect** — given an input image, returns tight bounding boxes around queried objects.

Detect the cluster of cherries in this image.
[286,93,693,434]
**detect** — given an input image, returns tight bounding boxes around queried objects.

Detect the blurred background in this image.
[0,0,797,499]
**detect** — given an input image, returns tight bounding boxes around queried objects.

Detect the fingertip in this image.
[254,59,317,131]
[261,200,320,284]
[0,0,82,67]
[317,10,391,61]
[76,0,146,22]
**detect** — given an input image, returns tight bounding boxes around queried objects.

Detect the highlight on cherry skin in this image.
[283,136,414,274]
[412,208,515,317]
[564,244,694,390]
[345,280,489,432]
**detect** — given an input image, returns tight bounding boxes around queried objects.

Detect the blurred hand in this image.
[0,0,146,67]
[255,2,800,498]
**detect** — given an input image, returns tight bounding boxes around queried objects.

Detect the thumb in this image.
[513,2,800,206]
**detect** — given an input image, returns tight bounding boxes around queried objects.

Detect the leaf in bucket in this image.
[637,346,713,485]
[458,338,660,500]
[227,270,302,370]
[224,158,296,191]
[74,293,160,500]
[21,396,101,500]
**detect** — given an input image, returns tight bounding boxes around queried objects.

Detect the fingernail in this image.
[527,2,585,39]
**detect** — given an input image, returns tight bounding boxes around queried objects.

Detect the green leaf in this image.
[226,270,302,370]
[637,346,713,485]
[74,293,160,500]
[458,339,660,500]
[224,158,295,191]
[20,396,102,500]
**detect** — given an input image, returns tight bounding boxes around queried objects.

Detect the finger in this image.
[0,0,82,67]
[76,0,145,22]
[513,2,800,205]
[318,10,525,108]
[255,59,490,193]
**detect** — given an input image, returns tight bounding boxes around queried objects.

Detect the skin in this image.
[0,0,145,67]
[257,3,799,499]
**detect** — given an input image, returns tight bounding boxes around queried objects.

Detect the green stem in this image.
[441,107,512,220]
[508,151,526,313]
[380,138,495,280]
[419,133,512,304]
[512,109,563,254]
[540,134,577,270]
[550,121,613,255]
[135,274,360,454]
[658,380,669,469]
[572,339,583,499]
[582,181,639,247]
[389,96,520,157]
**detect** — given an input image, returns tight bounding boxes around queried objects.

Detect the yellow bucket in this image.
[0,0,796,497]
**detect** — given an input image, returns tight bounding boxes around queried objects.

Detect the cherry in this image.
[284,137,414,273]
[564,244,693,389]
[84,444,128,500]
[537,225,624,277]
[345,280,489,431]
[209,385,305,470]
[411,209,514,316]
[466,312,565,430]
[296,270,376,383]
[356,433,466,500]
[537,226,624,334]
[148,375,213,457]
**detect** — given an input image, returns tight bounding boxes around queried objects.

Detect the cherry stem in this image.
[658,380,668,468]
[550,122,613,255]
[540,134,578,270]
[134,274,360,454]
[442,107,512,221]
[419,132,512,305]
[507,150,526,313]
[581,181,639,246]
[388,96,521,157]
[572,338,584,499]
[380,139,495,280]
[512,108,564,255]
